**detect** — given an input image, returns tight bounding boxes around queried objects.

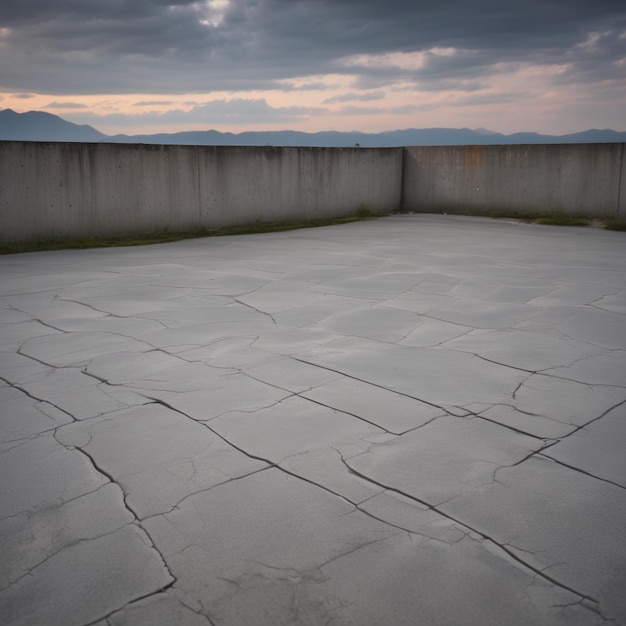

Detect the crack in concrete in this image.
[536,453,626,491]
[311,289,386,303]
[52,295,166,327]
[490,444,557,484]
[146,398,279,469]
[141,466,272,522]
[176,597,217,626]
[293,394,407,436]
[335,452,604,612]
[416,311,492,331]
[292,357,453,415]
[15,346,81,370]
[401,327,475,349]
[0,481,110,526]
[53,440,179,593]
[28,317,69,333]
[290,358,569,444]
[0,435,41,456]
[462,352,539,375]
[4,226,624,625]
[0,424,68,446]
[118,391,593,612]
[1,279,99,298]
[512,373,534,400]
[80,369,117,387]
[201,400,292,423]
[83,580,178,626]
[232,298,278,324]
[313,535,393,572]
[562,397,626,437]
[474,400,558,422]
[0,374,76,423]
[538,369,626,390]
[465,408,552,441]
[470,397,626,489]
[0,518,136,594]
[139,399,448,552]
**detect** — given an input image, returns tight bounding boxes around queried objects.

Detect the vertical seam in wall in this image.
[196,146,202,227]
[617,142,625,218]
[400,147,406,210]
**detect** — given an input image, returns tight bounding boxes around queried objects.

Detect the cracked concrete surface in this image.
[1,214,625,625]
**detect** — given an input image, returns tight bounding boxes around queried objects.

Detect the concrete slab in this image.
[1,214,625,625]
[0,432,108,519]
[442,456,626,623]
[347,415,543,505]
[298,336,528,411]
[55,404,269,519]
[301,376,445,434]
[543,401,626,487]
[0,384,73,443]
[1,524,173,626]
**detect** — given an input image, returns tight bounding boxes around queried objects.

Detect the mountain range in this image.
[2,108,625,147]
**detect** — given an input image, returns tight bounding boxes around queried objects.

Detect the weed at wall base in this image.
[402,208,612,228]
[605,219,626,231]
[0,211,381,255]
[357,203,371,217]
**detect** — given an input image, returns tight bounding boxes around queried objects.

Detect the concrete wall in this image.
[196,145,401,227]
[2,141,625,242]
[0,142,402,242]
[402,143,625,218]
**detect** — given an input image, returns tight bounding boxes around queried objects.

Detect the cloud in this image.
[1,1,624,134]
[0,0,624,95]
[134,100,176,106]
[44,101,88,109]
[186,98,326,123]
[335,105,385,115]
[64,98,326,127]
[277,80,332,92]
[323,90,386,104]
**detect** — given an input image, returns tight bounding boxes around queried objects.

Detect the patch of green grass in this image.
[400,208,602,227]
[394,207,548,220]
[0,228,211,255]
[0,211,383,255]
[533,211,591,227]
[357,203,371,218]
[605,219,626,231]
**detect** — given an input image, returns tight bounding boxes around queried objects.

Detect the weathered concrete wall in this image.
[2,141,624,242]
[402,143,625,218]
[196,146,401,227]
[0,142,402,241]
[0,143,202,241]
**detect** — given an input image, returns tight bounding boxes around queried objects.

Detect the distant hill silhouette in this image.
[0,109,106,142]
[2,108,625,146]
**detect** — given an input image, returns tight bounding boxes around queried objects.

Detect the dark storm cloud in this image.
[0,0,624,94]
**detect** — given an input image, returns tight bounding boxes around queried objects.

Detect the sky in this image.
[1,0,625,136]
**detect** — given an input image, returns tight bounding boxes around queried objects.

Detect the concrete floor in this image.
[1,214,625,626]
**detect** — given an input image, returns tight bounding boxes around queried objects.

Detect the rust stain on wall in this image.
[463,145,483,167]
